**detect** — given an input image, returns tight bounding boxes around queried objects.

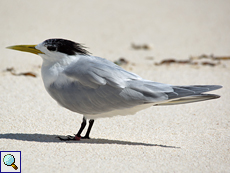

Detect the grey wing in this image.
[62,56,222,114]
[61,56,173,114]
[64,56,142,89]
[156,85,222,105]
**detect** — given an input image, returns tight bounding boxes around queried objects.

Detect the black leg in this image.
[82,119,94,139]
[57,117,87,141]
[75,117,87,138]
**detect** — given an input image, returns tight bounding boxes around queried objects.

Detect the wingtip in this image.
[204,94,221,99]
[216,85,223,89]
[214,94,221,99]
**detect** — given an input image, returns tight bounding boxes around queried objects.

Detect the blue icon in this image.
[3,154,18,170]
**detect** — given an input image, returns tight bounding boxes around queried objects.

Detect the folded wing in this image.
[61,56,222,115]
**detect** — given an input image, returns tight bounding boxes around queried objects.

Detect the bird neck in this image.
[40,55,79,88]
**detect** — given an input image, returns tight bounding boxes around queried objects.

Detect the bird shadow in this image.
[0,133,180,148]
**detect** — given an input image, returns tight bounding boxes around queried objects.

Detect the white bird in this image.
[7,39,222,140]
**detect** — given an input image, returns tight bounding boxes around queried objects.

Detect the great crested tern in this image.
[7,39,222,140]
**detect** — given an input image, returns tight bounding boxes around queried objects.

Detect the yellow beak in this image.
[6,45,44,55]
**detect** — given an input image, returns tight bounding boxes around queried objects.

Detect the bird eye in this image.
[47,46,56,51]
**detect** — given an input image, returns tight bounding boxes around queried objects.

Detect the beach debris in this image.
[201,62,219,67]
[18,72,37,77]
[5,67,37,77]
[114,58,129,66]
[190,54,213,60]
[155,59,176,65]
[155,54,229,67]
[214,56,230,60]
[190,54,230,61]
[131,43,151,50]
[155,59,197,66]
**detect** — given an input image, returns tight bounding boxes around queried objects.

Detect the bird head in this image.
[7,38,90,62]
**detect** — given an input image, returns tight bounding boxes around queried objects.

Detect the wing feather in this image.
[64,56,141,89]
[47,55,222,117]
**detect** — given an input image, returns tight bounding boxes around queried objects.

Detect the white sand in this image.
[0,0,230,172]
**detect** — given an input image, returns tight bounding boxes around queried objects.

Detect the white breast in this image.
[40,53,79,89]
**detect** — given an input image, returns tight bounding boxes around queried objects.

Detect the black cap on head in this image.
[43,39,90,55]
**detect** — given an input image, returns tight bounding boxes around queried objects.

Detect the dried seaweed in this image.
[190,54,230,61]
[201,62,219,67]
[5,67,37,77]
[114,58,129,66]
[155,59,198,66]
[155,54,229,67]
[131,43,151,50]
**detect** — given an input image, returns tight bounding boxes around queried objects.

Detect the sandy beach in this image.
[0,0,230,172]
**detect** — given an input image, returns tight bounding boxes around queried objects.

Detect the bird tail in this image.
[155,94,220,106]
[155,85,222,106]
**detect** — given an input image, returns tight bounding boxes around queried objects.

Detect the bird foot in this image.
[56,134,91,141]
[56,135,81,141]
[81,135,90,139]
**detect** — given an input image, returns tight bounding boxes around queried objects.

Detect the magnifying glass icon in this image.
[3,154,18,170]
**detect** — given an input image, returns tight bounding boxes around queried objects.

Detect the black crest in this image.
[43,39,90,55]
